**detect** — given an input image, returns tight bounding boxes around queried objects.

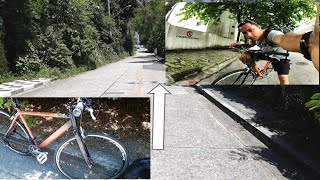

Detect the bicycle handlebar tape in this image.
[73,102,84,117]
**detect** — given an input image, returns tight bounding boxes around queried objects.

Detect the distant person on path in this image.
[231,3,319,85]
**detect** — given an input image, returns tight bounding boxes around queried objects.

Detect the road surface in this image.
[14,49,165,97]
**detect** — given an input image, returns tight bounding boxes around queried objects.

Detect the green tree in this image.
[0,17,7,73]
[0,0,139,80]
[179,0,316,41]
[110,0,138,56]
[132,0,165,57]
[0,0,34,71]
[166,0,184,14]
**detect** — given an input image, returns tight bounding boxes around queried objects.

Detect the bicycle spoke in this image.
[55,133,129,179]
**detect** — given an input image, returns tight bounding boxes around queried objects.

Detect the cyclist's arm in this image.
[230,42,253,49]
[273,3,319,71]
[272,33,301,52]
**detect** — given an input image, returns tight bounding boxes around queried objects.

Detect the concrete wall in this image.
[207,11,237,39]
[166,21,235,50]
[165,10,236,50]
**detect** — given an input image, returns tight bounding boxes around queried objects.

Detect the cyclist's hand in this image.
[230,42,243,48]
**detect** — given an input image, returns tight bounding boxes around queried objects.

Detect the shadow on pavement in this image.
[132,55,155,59]
[228,147,318,180]
[130,60,158,64]
[198,85,320,178]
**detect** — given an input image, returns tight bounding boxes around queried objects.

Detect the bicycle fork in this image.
[75,128,93,168]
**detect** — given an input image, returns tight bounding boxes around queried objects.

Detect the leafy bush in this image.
[0,72,15,83]
[16,53,43,73]
[0,0,136,79]
[305,93,320,123]
[34,26,74,69]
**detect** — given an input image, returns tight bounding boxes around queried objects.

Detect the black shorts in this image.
[271,59,290,75]
[257,54,291,75]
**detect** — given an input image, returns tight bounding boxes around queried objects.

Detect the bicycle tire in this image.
[212,69,256,85]
[55,132,129,179]
[0,110,31,155]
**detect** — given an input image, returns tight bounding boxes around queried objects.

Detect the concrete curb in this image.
[0,79,51,97]
[195,84,320,177]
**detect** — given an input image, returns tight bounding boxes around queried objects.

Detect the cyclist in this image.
[231,3,319,85]
[231,19,291,85]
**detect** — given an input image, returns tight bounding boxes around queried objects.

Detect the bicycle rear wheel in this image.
[0,110,31,155]
[55,132,129,179]
[212,69,256,85]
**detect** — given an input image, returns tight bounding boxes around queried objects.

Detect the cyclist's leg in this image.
[278,75,289,85]
[272,59,290,85]
[239,52,252,65]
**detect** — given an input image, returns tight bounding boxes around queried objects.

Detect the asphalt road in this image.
[198,52,319,85]
[14,48,165,97]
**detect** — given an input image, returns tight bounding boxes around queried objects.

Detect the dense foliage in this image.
[306,93,320,123]
[0,0,137,82]
[179,0,316,41]
[0,16,7,73]
[219,86,320,125]
[132,0,165,57]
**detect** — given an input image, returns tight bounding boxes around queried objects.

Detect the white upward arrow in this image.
[148,84,170,150]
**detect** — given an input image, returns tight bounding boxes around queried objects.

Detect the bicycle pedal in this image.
[36,152,48,164]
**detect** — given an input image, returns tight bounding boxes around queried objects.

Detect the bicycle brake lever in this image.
[87,108,97,121]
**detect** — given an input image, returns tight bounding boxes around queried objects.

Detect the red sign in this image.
[186,31,193,37]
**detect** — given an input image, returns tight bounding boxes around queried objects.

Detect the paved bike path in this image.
[196,85,320,176]
[0,144,63,178]
[6,49,165,97]
[152,85,316,179]
[0,85,317,179]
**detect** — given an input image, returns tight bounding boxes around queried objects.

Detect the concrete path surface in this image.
[197,85,320,176]
[151,85,316,179]
[11,49,165,97]
[0,79,51,97]
[0,85,318,179]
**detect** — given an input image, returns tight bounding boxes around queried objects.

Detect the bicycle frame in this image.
[252,60,272,77]
[6,108,72,148]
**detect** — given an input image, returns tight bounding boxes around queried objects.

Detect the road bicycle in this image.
[212,45,289,85]
[0,98,129,179]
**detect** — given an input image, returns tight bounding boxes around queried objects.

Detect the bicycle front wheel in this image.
[0,110,31,155]
[212,69,256,85]
[55,133,129,179]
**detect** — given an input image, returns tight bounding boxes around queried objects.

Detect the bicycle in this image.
[0,98,129,179]
[212,45,289,85]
